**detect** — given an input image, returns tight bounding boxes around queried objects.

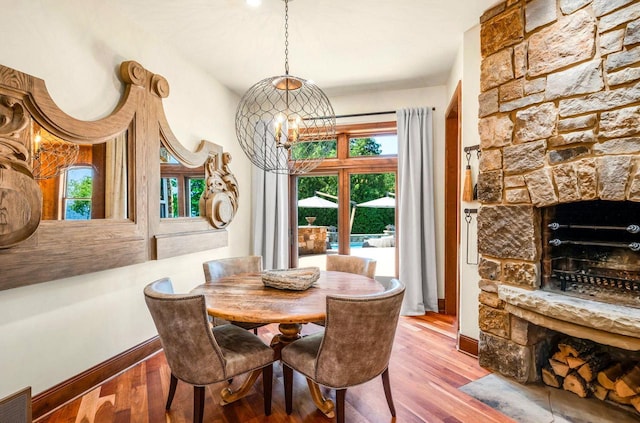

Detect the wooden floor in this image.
[35,314,515,423]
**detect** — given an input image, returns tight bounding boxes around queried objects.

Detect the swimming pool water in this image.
[329,242,363,249]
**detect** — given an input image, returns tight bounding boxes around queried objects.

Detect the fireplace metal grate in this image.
[542,201,640,305]
[552,257,640,292]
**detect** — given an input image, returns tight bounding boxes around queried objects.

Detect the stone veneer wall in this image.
[475,0,640,382]
[298,226,327,255]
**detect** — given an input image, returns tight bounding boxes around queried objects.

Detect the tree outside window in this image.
[297,137,395,233]
[64,166,93,220]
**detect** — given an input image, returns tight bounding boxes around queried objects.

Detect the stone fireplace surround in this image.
[475,0,640,385]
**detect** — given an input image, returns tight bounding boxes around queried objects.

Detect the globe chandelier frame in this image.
[235,0,336,175]
[32,126,80,180]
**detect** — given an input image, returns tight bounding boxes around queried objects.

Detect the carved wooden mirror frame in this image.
[0,61,237,290]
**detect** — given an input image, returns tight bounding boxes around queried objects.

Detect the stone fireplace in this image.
[475,0,640,403]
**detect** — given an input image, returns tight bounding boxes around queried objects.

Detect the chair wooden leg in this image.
[336,389,347,423]
[283,364,294,415]
[253,328,259,335]
[166,373,178,410]
[262,364,273,416]
[381,368,396,417]
[194,386,204,423]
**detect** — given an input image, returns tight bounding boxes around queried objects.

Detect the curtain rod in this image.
[334,108,436,119]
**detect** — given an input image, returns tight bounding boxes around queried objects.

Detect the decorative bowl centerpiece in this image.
[262,267,320,291]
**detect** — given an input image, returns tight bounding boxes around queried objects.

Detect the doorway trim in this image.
[444,82,461,317]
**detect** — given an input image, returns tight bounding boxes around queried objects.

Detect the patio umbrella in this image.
[297,195,338,208]
[357,196,396,208]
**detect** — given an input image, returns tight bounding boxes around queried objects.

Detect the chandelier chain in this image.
[234,0,336,175]
[284,0,289,75]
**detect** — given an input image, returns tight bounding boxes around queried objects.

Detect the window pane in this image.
[160,145,180,164]
[160,177,179,218]
[350,172,396,277]
[65,168,93,197]
[349,135,397,157]
[350,172,396,239]
[64,167,93,220]
[290,139,337,160]
[188,178,205,217]
[65,200,91,220]
[297,175,338,255]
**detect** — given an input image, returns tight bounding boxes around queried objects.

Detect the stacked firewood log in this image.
[542,337,640,414]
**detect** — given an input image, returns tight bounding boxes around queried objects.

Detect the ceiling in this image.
[111,0,498,96]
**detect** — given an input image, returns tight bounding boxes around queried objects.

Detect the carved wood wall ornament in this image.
[0,95,41,248]
[0,95,30,172]
[0,60,237,290]
[200,152,239,228]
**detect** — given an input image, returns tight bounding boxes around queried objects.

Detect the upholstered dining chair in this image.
[312,254,378,327]
[144,278,274,423]
[326,254,377,279]
[202,256,266,334]
[281,279,405,423]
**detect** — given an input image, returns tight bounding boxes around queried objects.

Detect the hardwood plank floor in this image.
[36,314,515,423]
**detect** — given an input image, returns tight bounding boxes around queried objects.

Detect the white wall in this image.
[446,25,483,341]
[0,0,252,399]
[459,25,482,341]
[329,86,449,298]
[447,38,464,101]
[0,0,474,400]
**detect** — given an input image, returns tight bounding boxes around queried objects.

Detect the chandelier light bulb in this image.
[33,133,42,157]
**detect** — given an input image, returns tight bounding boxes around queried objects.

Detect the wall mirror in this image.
[159,144,204,219]
[34,124,130,221]
[0,61,237,290]
[150,119,238,259]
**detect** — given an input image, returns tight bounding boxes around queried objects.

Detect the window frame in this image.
[159,162,205,218]
[62,165,94,220]
[290,121,398,270]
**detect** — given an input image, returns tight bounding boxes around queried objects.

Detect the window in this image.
[160,147,206,218]
[187,178,205,217]
[63,166,93,220]
[159,177,178,218]
[293,121,398,278]
[349,134,397,157]
[159,175,205,218]
[291,139,337,160]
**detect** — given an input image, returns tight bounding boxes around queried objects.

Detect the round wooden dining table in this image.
[190,269,384,417]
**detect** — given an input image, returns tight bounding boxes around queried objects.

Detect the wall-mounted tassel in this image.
[462,149,473,202]
[463,164,473,202]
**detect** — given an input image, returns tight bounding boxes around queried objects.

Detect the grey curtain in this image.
[251,165,290,270]
[397,107,438,315]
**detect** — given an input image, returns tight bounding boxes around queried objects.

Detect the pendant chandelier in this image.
[235,0,336,175]
[32,126,79,180]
